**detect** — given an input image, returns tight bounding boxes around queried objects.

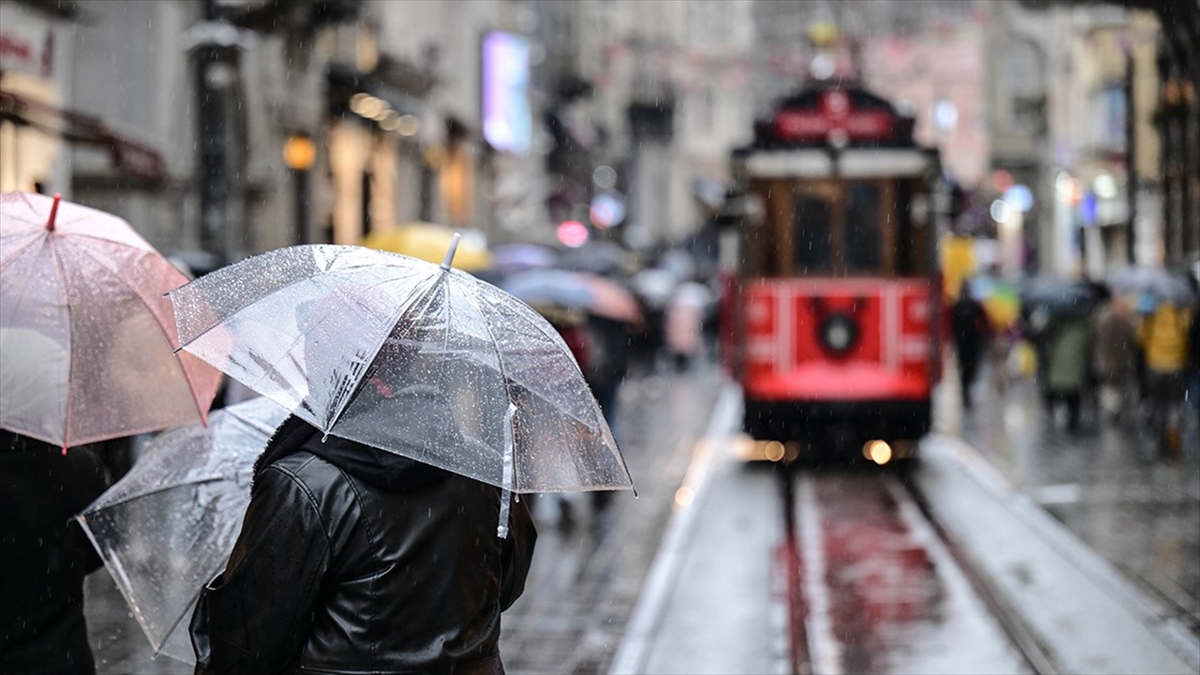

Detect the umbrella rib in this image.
[154,584,208,657]
[0,231,43,268]
[321,270,443,433]
[84,476,231,511]
[70,239,211,427]
[47,235,77,450]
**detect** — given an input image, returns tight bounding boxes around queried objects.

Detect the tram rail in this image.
[778,461,1057,675]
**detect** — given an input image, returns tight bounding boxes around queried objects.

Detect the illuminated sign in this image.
[482,31,532,155]
[589,192,625,229]
[770,89,897,144]
[0,3,54,79]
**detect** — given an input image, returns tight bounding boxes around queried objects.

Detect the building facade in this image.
[3,0,1191,273]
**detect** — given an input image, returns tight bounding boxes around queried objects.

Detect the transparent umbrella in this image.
[1,191,222,448]
[76,396,290,663]
[166,241,633,512]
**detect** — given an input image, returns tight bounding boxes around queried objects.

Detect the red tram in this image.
[718,84,946,464]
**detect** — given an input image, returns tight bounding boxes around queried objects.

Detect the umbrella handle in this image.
[497,402,516,538]
[441,233,462,271]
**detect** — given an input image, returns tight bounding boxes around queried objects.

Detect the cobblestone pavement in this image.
[499,362,726,674]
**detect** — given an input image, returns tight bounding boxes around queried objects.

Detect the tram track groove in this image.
[896,470,1060,675]
[782,462,1056,674]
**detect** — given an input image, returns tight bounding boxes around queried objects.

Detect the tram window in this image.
[792,195,832,274]
[845,183,883,272]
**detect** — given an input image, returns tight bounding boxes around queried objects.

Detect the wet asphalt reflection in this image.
[80,353,1198,673]
[947,359,1200,636]
[793,468,1031,675]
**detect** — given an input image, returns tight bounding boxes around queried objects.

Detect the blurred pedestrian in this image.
[950,283,990,408]
[1185,271,1200,458]
[1,432,110,674]
[536,305,593,528]
[1137,294,1193,456]
[1,327,113,674]
[1041,310,1093,433]
[580,314,632,517]
[664,280,710,372]
[189,414,537,674]
[1091,291,1139,424]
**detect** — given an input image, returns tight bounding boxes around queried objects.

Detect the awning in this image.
[0,89,167,186]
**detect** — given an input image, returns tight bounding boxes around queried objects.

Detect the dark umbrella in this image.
[557,240,630,275]
[1019,277,1101,318]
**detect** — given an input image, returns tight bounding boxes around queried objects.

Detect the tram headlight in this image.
[863,440,892,465]
[818,313,858,355]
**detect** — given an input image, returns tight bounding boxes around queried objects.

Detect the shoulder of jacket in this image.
[267,452,355,493]
[260,453,363,550]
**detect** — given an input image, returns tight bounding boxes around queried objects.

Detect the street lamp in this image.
[185,0,246,261]
[283,133,316,245]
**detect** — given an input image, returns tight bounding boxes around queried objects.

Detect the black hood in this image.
[252,415,449,495]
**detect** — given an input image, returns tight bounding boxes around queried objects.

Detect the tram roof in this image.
[741,83,927,152]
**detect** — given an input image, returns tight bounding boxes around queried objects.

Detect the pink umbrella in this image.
[0,192,222,449]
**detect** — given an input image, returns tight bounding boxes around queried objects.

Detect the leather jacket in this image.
[190,416,537,674]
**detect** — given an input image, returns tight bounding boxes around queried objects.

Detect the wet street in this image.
[84,362,729,674]
[949,360,1200,636]
[82,355,1199,674]
[794,470,1029,674]
[499,362,727,673]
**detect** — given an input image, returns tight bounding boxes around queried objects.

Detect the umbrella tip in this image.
[46,193,62,231]
[440,232,462,271]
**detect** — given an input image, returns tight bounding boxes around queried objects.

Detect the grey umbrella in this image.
[76,397,290,663]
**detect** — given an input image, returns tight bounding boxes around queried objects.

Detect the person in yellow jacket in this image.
[1138,295,1193,455]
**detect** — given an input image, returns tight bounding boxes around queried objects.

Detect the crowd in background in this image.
[953,264,1200,459]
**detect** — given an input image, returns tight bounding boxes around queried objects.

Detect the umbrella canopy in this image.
[502,268,643,325]
[969,276,1021,330]
[491,242,557,273]
[362,222,491,272]
[1107,266,1195,305]
[1019,277,1101,318]
[77,396,290,663]
[631,268,679,310]
[167,243,633,497]
[0,192,222,448]
[556,240,630,275]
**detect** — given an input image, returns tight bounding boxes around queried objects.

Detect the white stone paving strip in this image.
[918,433,1199,675]
[607,382,740,675]
[797,475,844,675]
[884,479,1032,674]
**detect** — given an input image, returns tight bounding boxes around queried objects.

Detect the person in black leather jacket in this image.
[189,414,537,674]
